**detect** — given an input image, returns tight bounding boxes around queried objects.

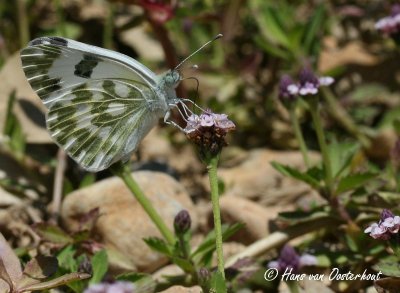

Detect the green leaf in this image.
[172,257,194,273]
[116,272,148,282]
[79,173,96,188]
[336,172,377,194]
[3,91,26,158]
[254,35,291,59]
[57,245,78,272]
[33,223,73,245]
[210,272,227,293]
[328,140,359,179]
[250,2,290,48]
[117,273,156,292]
[89,250,108,284]
[271,162,320,189]
[3,90,16,136]
[192,223,244,259]
[373,258,400,277]
[143,237,172,257]
[302,4,325,55]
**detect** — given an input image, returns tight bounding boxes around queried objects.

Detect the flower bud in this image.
[381,209,395,221]
[174,210,191,234]
[78,256,93,275]
[198,267,211,285]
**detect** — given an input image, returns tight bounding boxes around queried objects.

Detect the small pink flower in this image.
[319,76,335,86]
[200,113,215,127]
[364,210,400,240]
[375,4,400,41]
[299,82,318,95]
[382,216,400,233]
[287,84,300,95]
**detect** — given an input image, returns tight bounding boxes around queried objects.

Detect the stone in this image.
[215,149,320,205]
[153,264,184,282]
[216,196,279,244]
[159,286,202,293]
[61,171,197,272]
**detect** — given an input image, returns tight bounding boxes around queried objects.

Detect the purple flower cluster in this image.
[84,281,135,293]
[278,68,334,102]
[184,110,235,156]
[185,111,235,133]
[364,209,400,240]
[375,5,400,37]
[267,245,317,274]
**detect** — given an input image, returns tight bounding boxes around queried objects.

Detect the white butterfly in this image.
[20,35,221,172]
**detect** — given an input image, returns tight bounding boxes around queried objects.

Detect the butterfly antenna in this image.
[174,33,223,71]
[183,76,200,112]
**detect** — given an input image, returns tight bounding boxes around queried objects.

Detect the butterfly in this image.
[20,34,222,172]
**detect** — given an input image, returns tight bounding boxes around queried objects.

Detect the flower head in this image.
[267,245,317,274]
[278,75,297,102]
[184,109,235,158]
[375,4,400,43]
[364,209,400,240]
[279,68,334,99]
[84,281,135,293]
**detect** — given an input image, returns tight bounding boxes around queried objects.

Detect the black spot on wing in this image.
[74,54,100,79]
[29,37,68,47]
[48,37,68,46]
[29,38,43,46]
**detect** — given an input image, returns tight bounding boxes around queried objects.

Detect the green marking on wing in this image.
[21,46,63,97]
[46,79,159,171]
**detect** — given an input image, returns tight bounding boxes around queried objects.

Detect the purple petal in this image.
[299,254,318,267]
[200,114,214,127]
[268,260,279,269]
[287,84,299,95]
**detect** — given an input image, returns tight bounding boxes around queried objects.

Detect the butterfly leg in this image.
[179,98,205,112]
[163,110,186,132]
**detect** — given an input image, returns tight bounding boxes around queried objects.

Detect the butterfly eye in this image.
[165,71,181,87]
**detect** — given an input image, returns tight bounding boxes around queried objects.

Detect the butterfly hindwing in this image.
[46,79,163,171]
[20,36,169,171]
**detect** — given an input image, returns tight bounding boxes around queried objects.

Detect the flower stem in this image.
[111,162,175,245]
[103,2,115,49]
[289,105,310,169]
[307,97,334,195]
[206,155,225,280]
[16,0,29,46]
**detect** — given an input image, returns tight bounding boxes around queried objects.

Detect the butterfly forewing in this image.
[20,37,169,171]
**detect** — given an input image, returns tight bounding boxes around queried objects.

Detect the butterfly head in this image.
[164,70,181,89]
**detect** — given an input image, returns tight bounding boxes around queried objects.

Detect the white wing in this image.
[20,36,168,171]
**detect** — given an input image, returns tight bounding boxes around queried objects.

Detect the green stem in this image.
[308,97,334,195]
[55,0,66,37]
[289,105,310,168]
[111,163,175,245]
[206,155,225,280]
[16,0,29,46]
[103,2,115,49]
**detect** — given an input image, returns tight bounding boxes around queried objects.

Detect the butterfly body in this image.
[20,36,181,171]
